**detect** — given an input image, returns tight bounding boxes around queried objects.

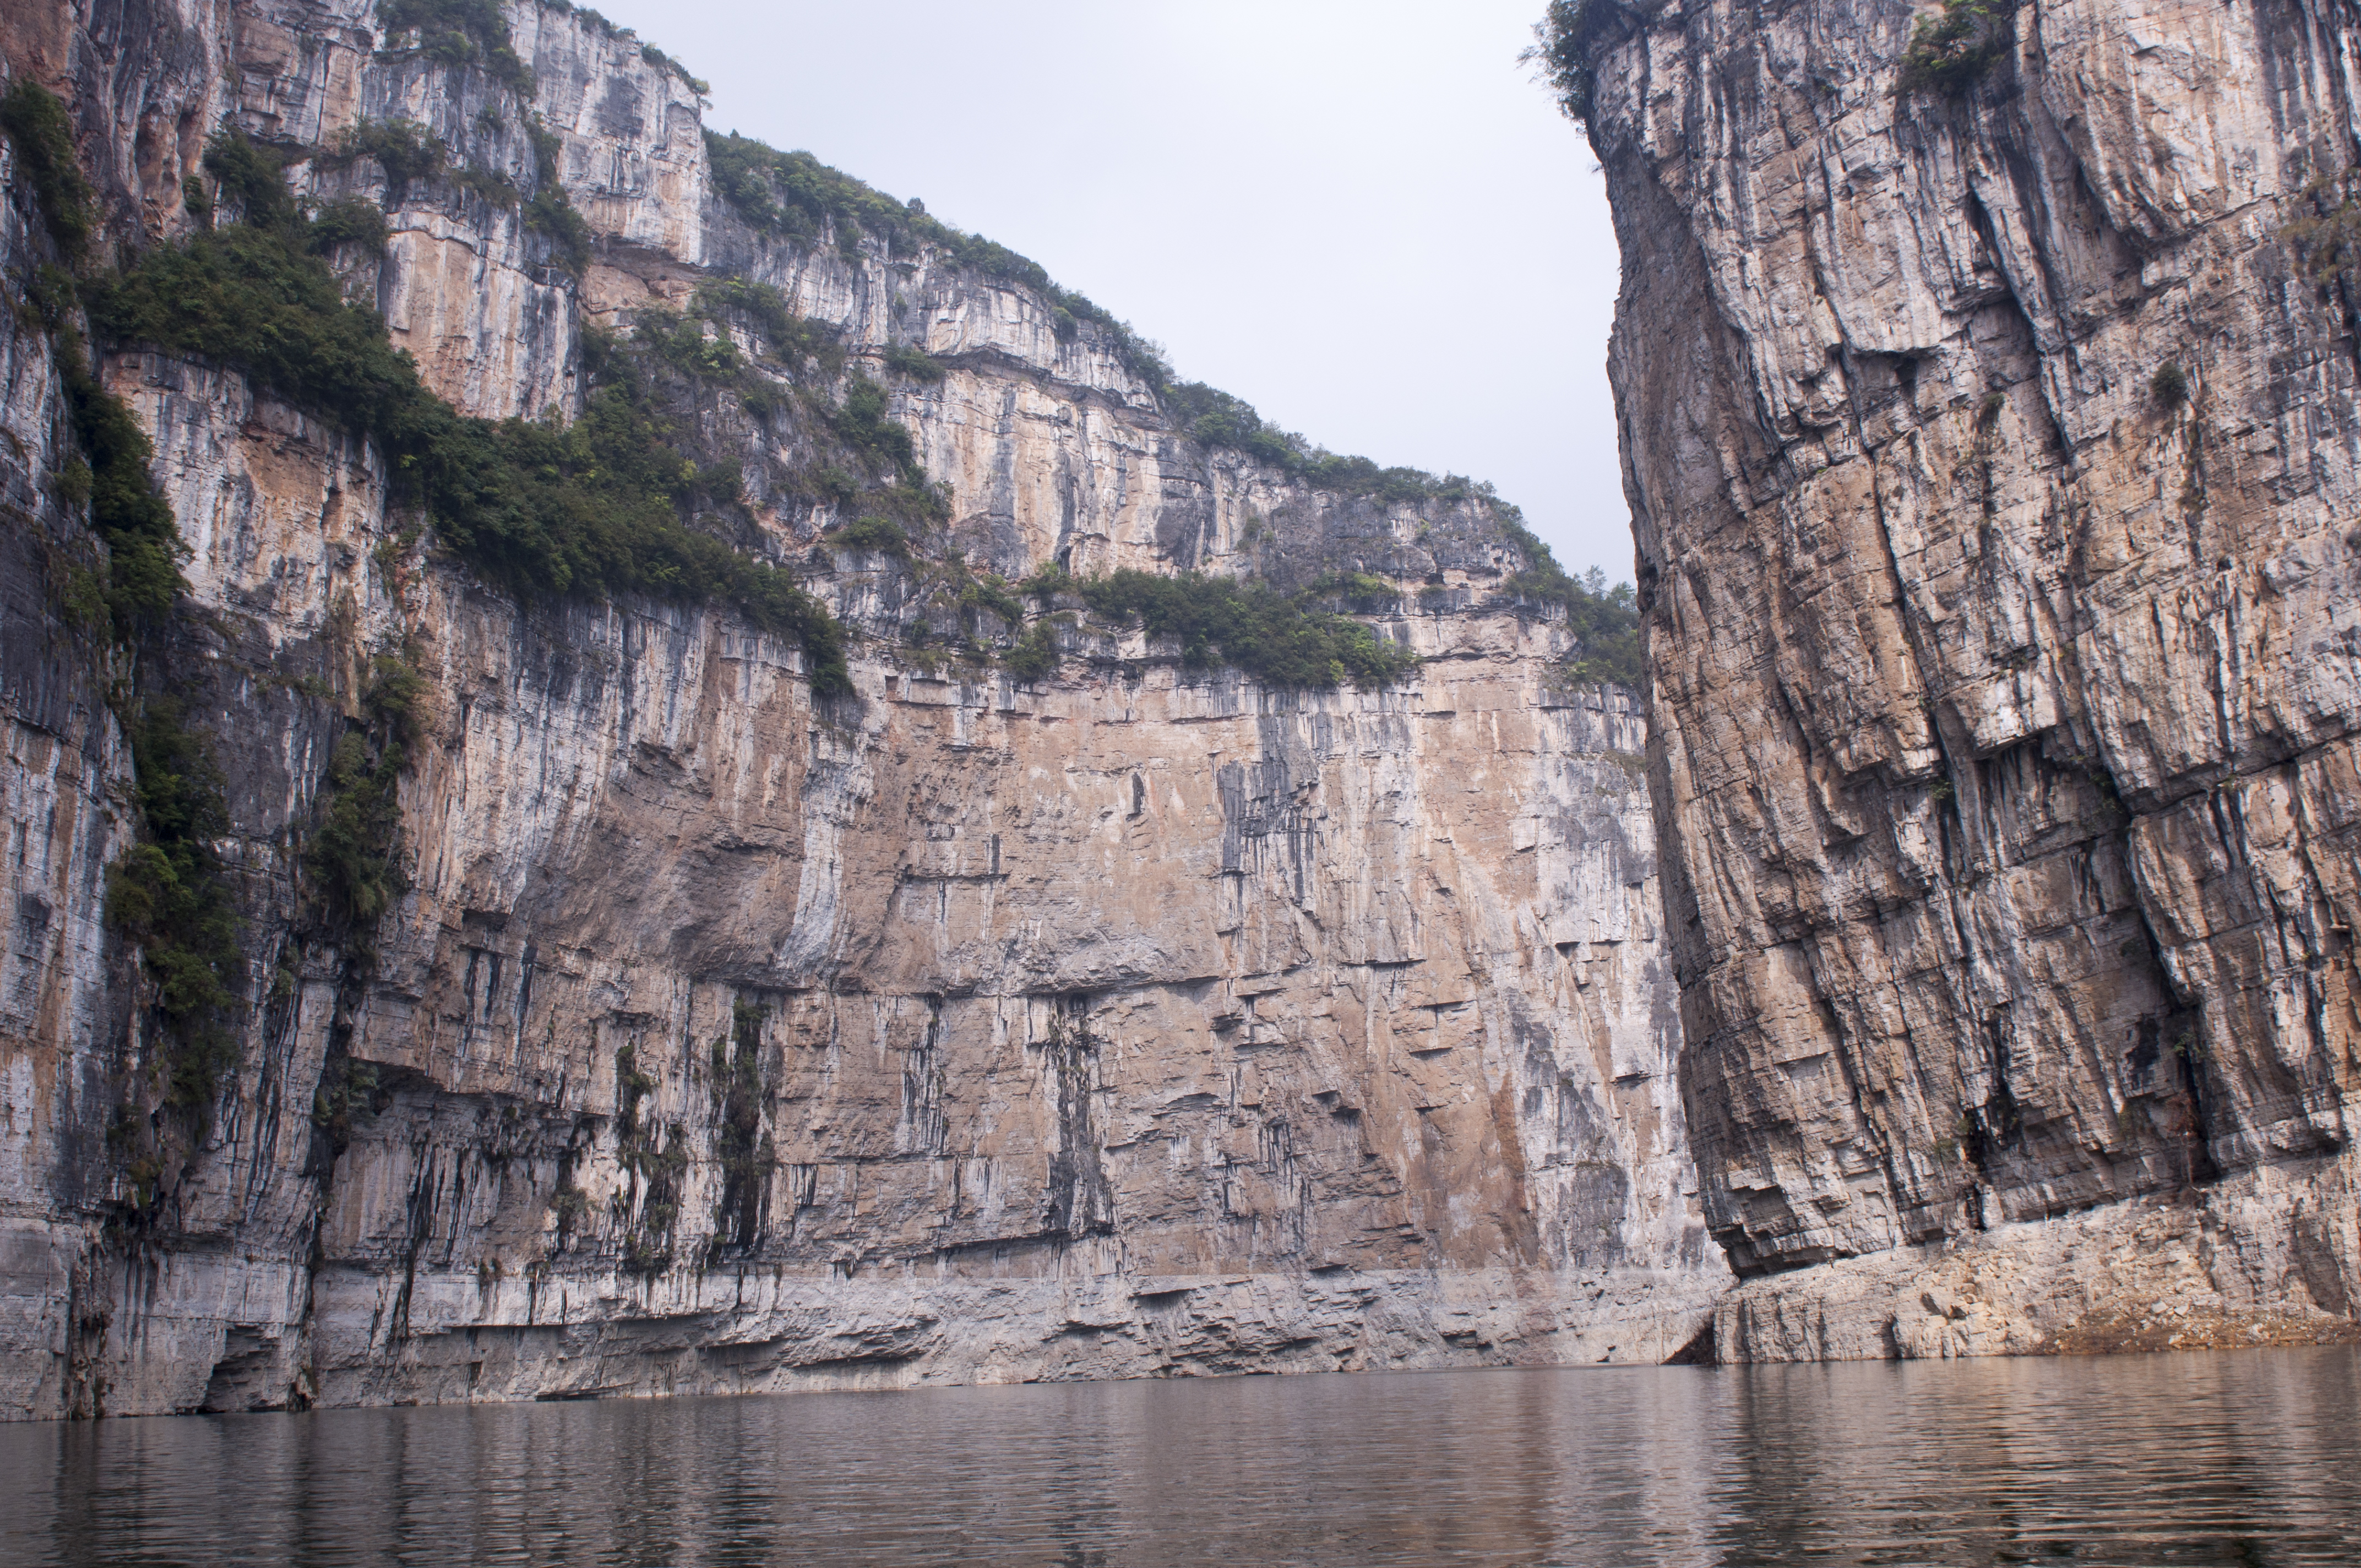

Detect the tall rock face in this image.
[1587,0,2361,1358]
[0,1,1716,1417]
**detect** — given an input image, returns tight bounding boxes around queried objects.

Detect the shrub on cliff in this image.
[833,374,924,480]
[1559,583,1643,689]
[703,130,1168,382]
[635,307,745,381]
[59,337,185,633]
[521,119,591,274]
[1524,0,1615,130]
[959,571,1025,629]
[309,196,391,254]
[195,129,300,228]
[1162,382,1305,471]
[305,654,425,937]
[884,342,946,383]
[1157,379,1482,505]
[637,43,710,97]
[106,699,243,1111]
[376,0,534,95]
[825,516,911,563]
[1301,571,1403,612]
[1895,0,2018,97]
[324,118,448,202]
[1003,619,1061,684]
[0,80,94,258]
[1062,568,1419,689]
[701,128,1481,507]
[1500,520,1644,689]
[694,277,844,371]
[88,140,852,695]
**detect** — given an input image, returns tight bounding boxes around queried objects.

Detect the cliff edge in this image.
[1574,0,2361,1358]
[0,0,1714,1416]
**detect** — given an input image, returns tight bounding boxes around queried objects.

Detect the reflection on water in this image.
[3,1347,2357,1565]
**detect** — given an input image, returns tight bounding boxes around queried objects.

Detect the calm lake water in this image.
[3,1348,2357,1566]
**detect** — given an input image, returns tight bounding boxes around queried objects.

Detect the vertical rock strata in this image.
[1587,0,2361,1357]
[0,2,1716,1415]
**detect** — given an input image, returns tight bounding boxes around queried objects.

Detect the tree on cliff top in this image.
[1525,0,1618,130]
[375,0,534,95]
[702,129,1520,512]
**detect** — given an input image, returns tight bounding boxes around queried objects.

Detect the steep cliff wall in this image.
[0,0,1715,1417]
[1582,0,2361,1358]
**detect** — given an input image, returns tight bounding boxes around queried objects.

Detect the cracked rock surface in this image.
[1588,0,2361,1355]
[0,0,1717,1417]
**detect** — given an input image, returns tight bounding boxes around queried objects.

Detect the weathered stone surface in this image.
[0,0,1717,1417]
[1714,1156,2361,1362]
[1587,0,2361,1349]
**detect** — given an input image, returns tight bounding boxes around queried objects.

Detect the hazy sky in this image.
[580,0,1634,581]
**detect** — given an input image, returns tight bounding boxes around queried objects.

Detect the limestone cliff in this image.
[0,0,1714,1417]
[1578,0,2361,1358]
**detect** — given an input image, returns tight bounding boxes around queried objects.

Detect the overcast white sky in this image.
[581,0,1634,581]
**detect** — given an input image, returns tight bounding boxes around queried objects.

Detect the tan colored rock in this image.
[0,0,1722,1416]
[1586,0,2361,1345]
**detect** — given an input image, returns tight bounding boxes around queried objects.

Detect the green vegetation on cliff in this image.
[1526,0,1612,130]
[1503,520,1644,688]
[56,326,185,635]
[627,286,943,533]
[1895,0,2017,97]
[305,654,425,937]
[1016,538,1637,694]
[98,130,1433,701]
[7,87,248,1129]
[325,117,455,203]
[1040,567,1419,689]
[1533,0,2019,118]
[699,119,1625,689]
[704,130,1513,509]
[824,515,913,563]
[375,0,534,94]
[92,134,851,694]
[1157,381,1492,505]
[522,119,592,273]
[704,129,1179,391]
[1,79,94,258]
[706,131,1125,319]
[689,276,846,371]
[105,700,243,1113]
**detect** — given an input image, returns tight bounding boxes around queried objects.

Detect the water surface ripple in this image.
[4,1347,2357,1565]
